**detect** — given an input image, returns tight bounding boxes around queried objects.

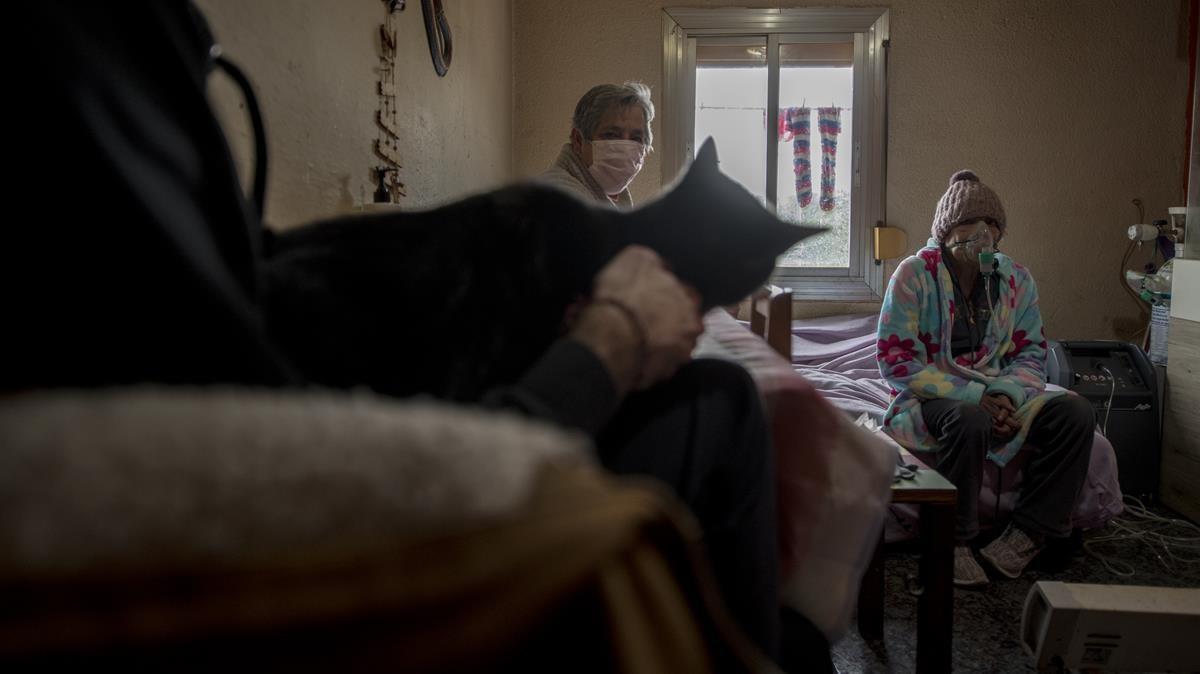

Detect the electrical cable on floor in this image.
[1083,496,1200,577]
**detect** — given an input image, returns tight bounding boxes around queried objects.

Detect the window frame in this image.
[661,7,890,301]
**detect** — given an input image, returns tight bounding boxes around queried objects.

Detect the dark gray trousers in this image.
[597,359,782,661]
[921,394,1095,542]
[597,359,834,672]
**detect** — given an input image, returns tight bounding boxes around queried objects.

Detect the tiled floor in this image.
[831,505,1200,673]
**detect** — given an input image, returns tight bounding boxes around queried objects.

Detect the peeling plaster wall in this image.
[198,0,512,229]
[514,0,1190,340]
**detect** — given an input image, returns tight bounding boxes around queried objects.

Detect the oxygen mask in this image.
[948,221,996,268]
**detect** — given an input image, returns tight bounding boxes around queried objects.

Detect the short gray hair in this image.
[571,82,655,148]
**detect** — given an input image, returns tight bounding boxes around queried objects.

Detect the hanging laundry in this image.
[778,109,794,143]
[787,107,812,208]
[817,107,841,212]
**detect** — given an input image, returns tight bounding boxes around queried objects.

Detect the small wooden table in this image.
[856,468,957,674]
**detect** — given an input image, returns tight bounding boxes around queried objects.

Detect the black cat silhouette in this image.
[264,138,819,400]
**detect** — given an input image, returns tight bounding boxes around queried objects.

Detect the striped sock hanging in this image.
[817,107,841,212]
[788,107,812,207]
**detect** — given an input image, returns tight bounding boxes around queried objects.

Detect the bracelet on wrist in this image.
[589,297,647,388]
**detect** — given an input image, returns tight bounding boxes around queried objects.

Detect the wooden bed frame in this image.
[748,285,793,361]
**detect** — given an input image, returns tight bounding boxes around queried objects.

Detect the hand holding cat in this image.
[571,245,703,394]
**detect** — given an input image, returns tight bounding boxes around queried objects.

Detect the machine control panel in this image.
[1047,340,1156,408]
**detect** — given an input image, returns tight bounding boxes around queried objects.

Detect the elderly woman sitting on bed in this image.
[876,170,1095,587]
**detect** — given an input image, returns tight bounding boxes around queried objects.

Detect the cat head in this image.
[610,137,822,308]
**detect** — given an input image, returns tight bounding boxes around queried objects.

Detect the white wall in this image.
[513,0,1191,340]
[198,0,513,228]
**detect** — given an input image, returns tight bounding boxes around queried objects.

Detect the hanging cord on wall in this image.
[1119,199,1151,341]
[422,0,452,77]
[1119,240,1149,310]
[212,51,268,220]
[1120,239,1153,345]
[1083,496,1200,578]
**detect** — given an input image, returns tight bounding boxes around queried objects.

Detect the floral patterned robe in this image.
[876,239,1064,466]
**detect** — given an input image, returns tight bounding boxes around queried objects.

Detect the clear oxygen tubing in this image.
[1084,495,1200,578]
[948,221,998,315]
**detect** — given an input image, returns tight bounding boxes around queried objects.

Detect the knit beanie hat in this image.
[930,170,1006,243]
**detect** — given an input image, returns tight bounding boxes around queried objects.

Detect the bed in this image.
[696,295,896,640]
[786,310,1125,537]
[698,299,1125,546]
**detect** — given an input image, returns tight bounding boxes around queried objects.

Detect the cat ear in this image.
[692,137,719,175]
[666,136,720,193]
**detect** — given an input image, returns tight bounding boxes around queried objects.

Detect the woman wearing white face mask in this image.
[876,170,1096,588]
[540,82,652,207]
[538,82,842,669]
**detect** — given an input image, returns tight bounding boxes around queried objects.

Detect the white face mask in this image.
[587,140,646,195]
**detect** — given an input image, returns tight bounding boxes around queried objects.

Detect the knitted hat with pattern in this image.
[931,170,1006,243]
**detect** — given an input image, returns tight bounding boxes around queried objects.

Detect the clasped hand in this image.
[980,393,1020,440]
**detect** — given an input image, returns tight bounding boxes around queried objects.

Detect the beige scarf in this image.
[550,144,634,208]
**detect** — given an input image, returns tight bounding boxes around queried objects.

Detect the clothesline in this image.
[694,105,845,211]
[698,104,850,111]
